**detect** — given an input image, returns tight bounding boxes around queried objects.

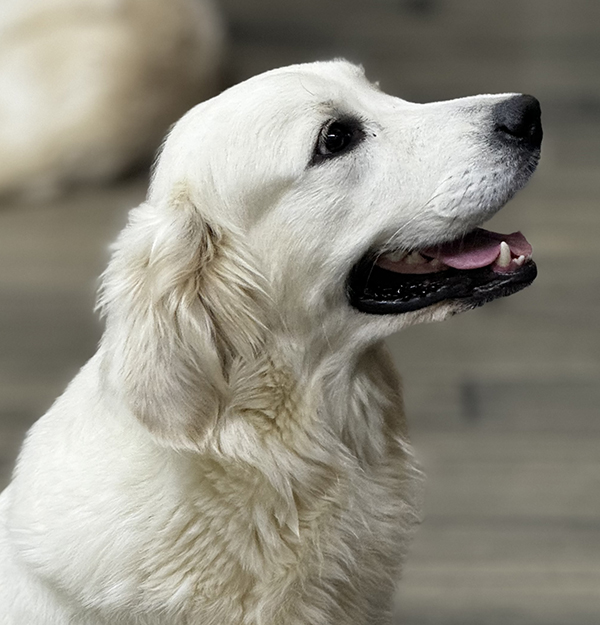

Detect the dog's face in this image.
[101,60,540,447]
[151,60,540,344]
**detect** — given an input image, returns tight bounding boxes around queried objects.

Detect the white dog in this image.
[0,61,541,624]
[0,0,223,198]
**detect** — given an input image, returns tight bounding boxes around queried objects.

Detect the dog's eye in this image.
[311,118,364,165]
[323,122,354,154]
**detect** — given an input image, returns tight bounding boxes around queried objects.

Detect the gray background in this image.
[1,1,599,623]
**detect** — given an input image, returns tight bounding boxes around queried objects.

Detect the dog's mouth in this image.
[348,228,537,314]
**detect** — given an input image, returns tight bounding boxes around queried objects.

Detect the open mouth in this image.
[348,228,537,314]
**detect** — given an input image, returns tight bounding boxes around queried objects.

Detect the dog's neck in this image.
[226,336,408,467]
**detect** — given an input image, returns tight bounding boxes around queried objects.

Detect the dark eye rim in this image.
[310,116,366,166]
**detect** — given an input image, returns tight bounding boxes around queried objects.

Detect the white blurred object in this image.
[0,0,225,199]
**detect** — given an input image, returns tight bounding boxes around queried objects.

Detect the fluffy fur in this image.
[0,61,530,623]
[0,0,223,199]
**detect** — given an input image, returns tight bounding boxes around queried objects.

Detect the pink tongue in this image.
[422,228,532,270]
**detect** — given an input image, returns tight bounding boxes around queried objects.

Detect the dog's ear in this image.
[97,188,269,450]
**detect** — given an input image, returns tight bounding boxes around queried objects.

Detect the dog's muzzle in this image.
[347,94,542,316]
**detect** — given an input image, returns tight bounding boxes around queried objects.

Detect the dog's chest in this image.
[130,435,418,625]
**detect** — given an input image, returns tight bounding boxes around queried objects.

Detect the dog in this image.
[0,60,541,624]
[0,0,223,199]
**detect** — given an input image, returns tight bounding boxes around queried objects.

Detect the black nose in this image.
[493,95,542,150]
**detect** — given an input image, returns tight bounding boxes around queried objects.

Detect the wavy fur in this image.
[0,60,529,624]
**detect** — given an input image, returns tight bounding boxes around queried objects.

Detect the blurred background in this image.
[0,1,599,623]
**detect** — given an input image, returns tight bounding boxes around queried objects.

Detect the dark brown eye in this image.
[323,122,354,154]
[311,118,365,165]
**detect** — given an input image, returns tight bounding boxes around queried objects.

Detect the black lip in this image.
[348,259,537,315]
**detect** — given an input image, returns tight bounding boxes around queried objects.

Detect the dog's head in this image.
[99,60,541,448]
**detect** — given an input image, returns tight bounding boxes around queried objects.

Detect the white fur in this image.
[0,61,526,623]
[0,0,223,198]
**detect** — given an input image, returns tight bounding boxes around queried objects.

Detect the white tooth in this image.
[514,254,525,266]
[497,241,511,267]
[406,251,426,265]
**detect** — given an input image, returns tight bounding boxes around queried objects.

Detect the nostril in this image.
[494,94,542,148]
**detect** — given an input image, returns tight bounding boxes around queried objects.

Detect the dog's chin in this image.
[347,227,537,316]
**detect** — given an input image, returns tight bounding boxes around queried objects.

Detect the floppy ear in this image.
[97,187,269,450]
